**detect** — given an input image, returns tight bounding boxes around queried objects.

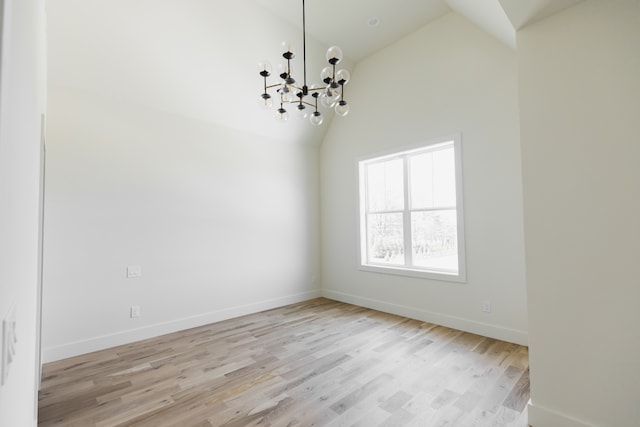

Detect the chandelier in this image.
[258,0,350,126]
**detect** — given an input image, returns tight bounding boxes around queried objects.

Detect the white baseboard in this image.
[321,289,528,346]
[43,290,322,363]
[528,401,599,427]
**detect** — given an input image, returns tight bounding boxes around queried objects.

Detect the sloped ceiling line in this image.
[251,0,585,58]
[445,0,516,49]
[444,0,584,50]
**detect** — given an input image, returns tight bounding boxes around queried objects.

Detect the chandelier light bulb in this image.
[277,63,289,80]
[259,93,273,109]
[275,107,289,122]
[326,46,343,65]
[336,69,350,85]
[320,93,338,109]
[258,61,272,76]
[326,86,340,100]
[281,41,294,57]
[296,103,309,119]
[324,86,333,97]
[335,100,350,117]
[281,89,293,103]
[310,111,324,126]
[320,66,333,85]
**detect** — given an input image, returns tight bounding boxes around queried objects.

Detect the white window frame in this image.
[357,134,466,283]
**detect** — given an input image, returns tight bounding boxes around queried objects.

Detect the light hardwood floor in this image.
[39,298,529,426]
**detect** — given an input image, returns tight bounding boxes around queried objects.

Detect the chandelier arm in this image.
[280,99,316,108]
[306,86,325,93]
[289,84,318,95]
[301,100,317,108]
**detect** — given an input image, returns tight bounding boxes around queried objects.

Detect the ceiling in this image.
[47,0,585,147]
[250,0,584,60]
[250,0,451,63]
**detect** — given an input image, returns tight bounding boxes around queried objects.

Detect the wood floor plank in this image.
[503,368,530,412]
[39,298,529,426]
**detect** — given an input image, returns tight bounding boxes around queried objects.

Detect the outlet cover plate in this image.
[127,265,142,278]
[482,301,492,313]
[130,305,141,318]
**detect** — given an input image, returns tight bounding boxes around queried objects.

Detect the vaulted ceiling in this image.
[47,0,584,146]
[251,0,583,58]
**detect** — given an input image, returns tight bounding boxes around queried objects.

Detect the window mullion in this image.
[402,155,413,267]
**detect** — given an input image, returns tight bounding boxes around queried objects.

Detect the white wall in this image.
[42,86,321,361]
[320,13,528,344]
[0,0,46,425]
[43,0,325,362]
[518,1,640,426]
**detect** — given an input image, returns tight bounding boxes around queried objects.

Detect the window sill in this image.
[358,264,467,283]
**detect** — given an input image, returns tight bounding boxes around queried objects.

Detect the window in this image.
[358,135,466,282]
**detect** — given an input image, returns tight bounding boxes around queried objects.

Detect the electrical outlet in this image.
[482,301,492,313]
[2,307,17,386]
[130,305,141,318]
[127,265,142,278]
